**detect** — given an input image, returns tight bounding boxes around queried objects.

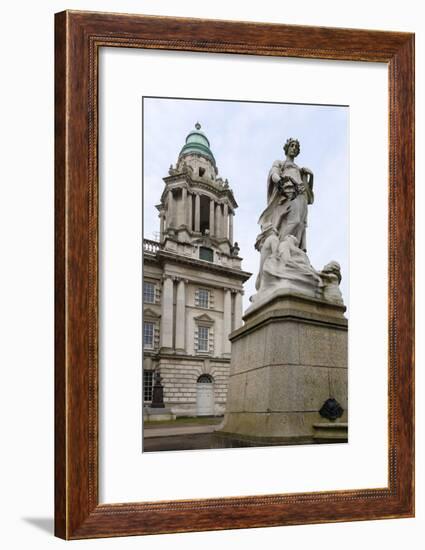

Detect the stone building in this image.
[143,123,251,416]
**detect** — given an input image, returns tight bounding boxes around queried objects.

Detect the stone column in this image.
[223,288,232,356]
[209,199,215,236]
[223,203,229,240]
[181,187,187,228]
[175,278,186,352]
[215,203,222,238]
[159,211,165,242]
[229,211,234,244]
[195,193,201,232]
[167,189,174,228]
[187,192,193,230]
[234,291,243,330]
[160,276,174,350]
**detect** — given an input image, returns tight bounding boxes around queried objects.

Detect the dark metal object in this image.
[319,398,344,421]
[150,371,165,408]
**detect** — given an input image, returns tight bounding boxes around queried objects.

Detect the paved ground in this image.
[143,432,224,452]
[142,419,344,452]
[143,419,226,452]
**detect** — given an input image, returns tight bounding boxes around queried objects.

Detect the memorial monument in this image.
[221,138,348,444]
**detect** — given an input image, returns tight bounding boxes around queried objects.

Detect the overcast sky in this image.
[143,97,349,312]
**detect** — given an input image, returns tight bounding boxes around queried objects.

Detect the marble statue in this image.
[321,261,344,305]
[258,138,313,252]
[250,138,344,307]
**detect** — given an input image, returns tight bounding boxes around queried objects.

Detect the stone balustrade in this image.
[143,238,161,254]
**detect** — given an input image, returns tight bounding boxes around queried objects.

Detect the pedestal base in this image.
[313,422,348,442]
[220,291,348,444]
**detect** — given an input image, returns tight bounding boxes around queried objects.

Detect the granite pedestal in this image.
[220,288,348,444]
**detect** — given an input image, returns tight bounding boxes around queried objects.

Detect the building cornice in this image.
[157,250,252,282]
[161,173,238,209]
[143,350,231,364]
[143,252,160,265]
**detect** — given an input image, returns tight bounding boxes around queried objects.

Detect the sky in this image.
[143,97,349,312]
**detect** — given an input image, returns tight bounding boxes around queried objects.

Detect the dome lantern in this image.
[178,122,216,169]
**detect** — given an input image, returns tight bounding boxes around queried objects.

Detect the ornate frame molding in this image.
[55,10,414,539]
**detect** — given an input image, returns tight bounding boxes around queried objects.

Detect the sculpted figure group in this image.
[252,138,343,305]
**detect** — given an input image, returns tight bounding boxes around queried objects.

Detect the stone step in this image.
[313,422,348,442]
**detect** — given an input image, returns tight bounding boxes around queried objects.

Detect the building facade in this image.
[143,123,251,416]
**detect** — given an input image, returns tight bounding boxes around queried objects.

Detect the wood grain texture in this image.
[54,10,415,540]
[54,10,67,539]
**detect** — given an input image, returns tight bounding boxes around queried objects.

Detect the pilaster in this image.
[195,193,200,232]
[175,278,187,353]
[223,203,229,239]
[222,287,232,357]
[209,199,215,236]
[160,275,174,350]
[234,290,243,330]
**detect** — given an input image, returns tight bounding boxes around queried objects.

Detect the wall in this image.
[0,0,423,548]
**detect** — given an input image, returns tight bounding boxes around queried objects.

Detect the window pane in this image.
[198,288,209,308]
[143,370,154,401]
[198,326,209,352]
[143,282,155,303]
[143,322,154,348]
[199,246,213,262]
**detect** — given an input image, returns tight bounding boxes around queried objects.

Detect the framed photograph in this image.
[55,10,414,539]
[141,97,349,453]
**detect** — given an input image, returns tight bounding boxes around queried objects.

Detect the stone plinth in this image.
[313,422,348,442]
[220,289,348,444]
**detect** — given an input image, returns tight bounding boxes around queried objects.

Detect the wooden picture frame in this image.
[55,10,415,539]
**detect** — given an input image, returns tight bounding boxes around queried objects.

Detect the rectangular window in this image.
[198,288,209,309]
[143,370,154,402]
[143,281,155,303]
[143,322,154,349]
[198,326,209,352]
[199,246,213,262]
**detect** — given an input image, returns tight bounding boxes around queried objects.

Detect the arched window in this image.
[197,374,214,384]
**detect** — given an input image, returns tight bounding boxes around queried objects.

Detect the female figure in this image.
[258,138,314,252]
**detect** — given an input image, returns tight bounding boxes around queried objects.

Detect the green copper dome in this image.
[179,122,216,166]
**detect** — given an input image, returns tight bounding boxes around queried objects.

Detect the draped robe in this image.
[258,159,314,251]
